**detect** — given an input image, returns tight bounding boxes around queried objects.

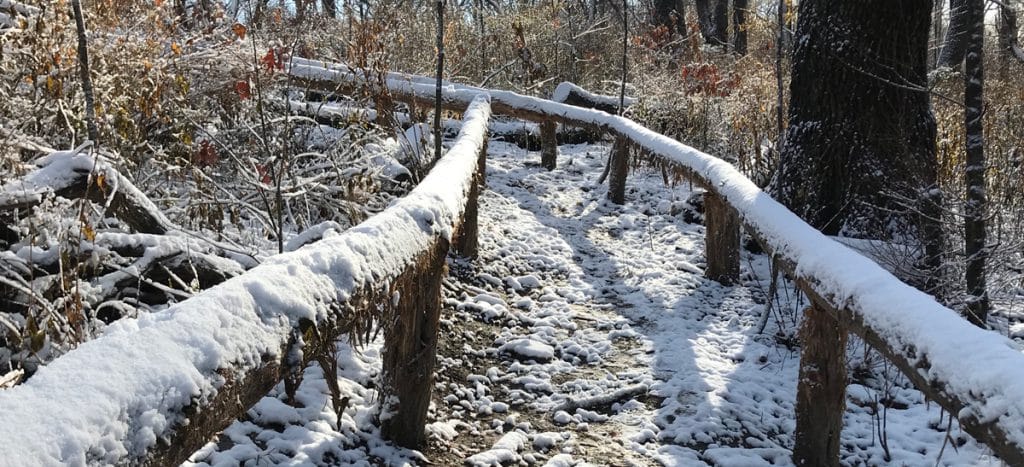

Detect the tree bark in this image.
[779,0,938,248]
[71,0,98,143]
[964,0,989,326]
[733,0,748,55]
[931,0,945,68]
[653,0,686,36]
[712,0,729,46]
[694,0,728,46]
[938,0,970,68]
[322,0,338,18]
[997,1,1024,63]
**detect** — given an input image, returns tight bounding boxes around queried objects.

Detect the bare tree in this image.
[433,0,444,166]
[694,0,728,46]
[323,0,338,18]
[938,0,970,68]
[71,0,98,143]
[733,0,748,55]
[996,0,1024,62]
[653,0,686,37]
[964,0,989,326]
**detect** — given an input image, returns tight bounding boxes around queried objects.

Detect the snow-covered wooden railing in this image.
[290,61,1024,466]
[0,96,491,465]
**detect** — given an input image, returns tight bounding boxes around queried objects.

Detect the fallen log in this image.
[283,97,595,150]
[0,148,176,235]
[551,81,636,115]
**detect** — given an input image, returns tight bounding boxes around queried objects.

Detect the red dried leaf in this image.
[257,164,272,184]
[234,80,251,100]
[194,140,218,167]
[261,48,286,72]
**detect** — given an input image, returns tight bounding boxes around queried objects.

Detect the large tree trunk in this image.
[997,1,1024,63]
[653,0,686,36]
[713,0,729,45]
[931,0,945,68]
[938,0,970,68]
[733,0,748,55]
[322,0,338,18]
[964,0,989,326]
[779,0,938,250]
[694,0,728,46]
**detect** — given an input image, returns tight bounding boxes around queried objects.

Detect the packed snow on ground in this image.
[183,139,1005,466]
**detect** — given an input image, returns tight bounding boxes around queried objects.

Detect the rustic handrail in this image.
[290,61,1024,465]
[0,96,491,465]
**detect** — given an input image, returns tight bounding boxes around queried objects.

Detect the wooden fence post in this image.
[703,192,739,284]
[380,241,447,448]
[454,137,487,258]
[540,120,557,171]
[793,303,848,467]
[608,136,629,204]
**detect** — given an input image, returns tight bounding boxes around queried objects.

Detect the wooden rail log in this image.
[0,97,492,465]
[287,60,1024,464]
[284,98,585,150]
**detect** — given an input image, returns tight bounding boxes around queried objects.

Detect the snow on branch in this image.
[0,96,492,465]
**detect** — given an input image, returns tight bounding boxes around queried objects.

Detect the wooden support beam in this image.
[540,121,558,171]
[704,192,740,284]
[792,304,847,467]
[380,239,447,448]
[607,137,629,204]
[454,137,487,258]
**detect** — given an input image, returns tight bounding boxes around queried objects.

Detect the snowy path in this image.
[428,141,797,466]
[186,141,999,466]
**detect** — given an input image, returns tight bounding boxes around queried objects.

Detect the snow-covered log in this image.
[551,81,636,114]
[290,60,1024,464]
[0,0,39,30]
[0,96,492,465]
[0,149,177,234]
[284,96,594,150]
[288,57,635,113]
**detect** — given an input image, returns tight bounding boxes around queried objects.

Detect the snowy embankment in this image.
[290,60,1024,462]
[0,97,491,465]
